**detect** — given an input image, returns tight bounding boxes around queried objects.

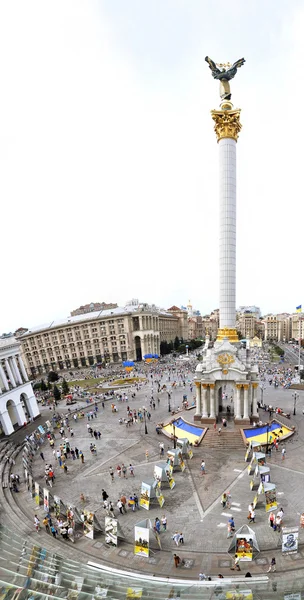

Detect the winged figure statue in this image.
[205,56,245,100]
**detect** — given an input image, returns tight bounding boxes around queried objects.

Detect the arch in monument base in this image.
[194,369,259,426]
[0,383,40,436]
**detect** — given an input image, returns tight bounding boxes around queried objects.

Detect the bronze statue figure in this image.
[205,56,245,101]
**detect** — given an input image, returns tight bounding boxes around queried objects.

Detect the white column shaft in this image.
[243,387,249,419]
[235,386,241,419]
[195,384,201,416]
[0,363,9,391]
[18,356,29,381]
[11,356,23,385]
[209,386,215,418]
[252,386,258,417]
[219,137,236,329]
[202,386,208,418]
[5,358,16,387]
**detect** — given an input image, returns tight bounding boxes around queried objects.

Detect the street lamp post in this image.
[168,392,171,413]
[170,421,177,449]
[143,407,148,434]
[292,392,299,416]
[266,422,270,456]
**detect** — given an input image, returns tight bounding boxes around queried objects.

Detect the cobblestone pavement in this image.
[6,367,304,581]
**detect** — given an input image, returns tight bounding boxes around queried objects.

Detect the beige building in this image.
[201,309,219,341]
[18,302,188,377]
[71,302,118,316]
[290,313,304,341]
[237,312,257,339]
[263,313,291,342]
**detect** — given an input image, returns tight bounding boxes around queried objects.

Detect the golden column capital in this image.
[202,383,208,389]
[209,383,215,389]
[195,381,201,388]
[243,384,249,390]
[211,108,242,143]
[252,382,259,389]
[236,383,243,389]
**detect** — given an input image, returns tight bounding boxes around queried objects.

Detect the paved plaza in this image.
[3,362,304,582]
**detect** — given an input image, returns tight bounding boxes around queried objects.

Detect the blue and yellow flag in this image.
[296,305,302,313]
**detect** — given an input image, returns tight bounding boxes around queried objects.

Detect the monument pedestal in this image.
[201,417,216,425]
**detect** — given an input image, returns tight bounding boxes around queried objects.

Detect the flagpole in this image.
[299,314,301,381]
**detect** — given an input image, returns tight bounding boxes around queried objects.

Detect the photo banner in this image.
[43,488,49,512]
[83,510,94,539]
[134,525,149,557]
[282,527,299,555]
[34,482,40,505]
[244,448,250,462]
[226,591,253,600]
[126,588,143,599]
[265,487,277,512]
[139,482,151,510]
[166,465,176,490]
[105,517,118,546]
[178,451,186,472]
[28,474,34,497]
[253,494,258,509]
[235,536,253,561]
[53,495,61,518]
[155,482,165,508]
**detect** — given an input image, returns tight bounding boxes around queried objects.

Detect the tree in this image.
[62,379,69,396]
[53,385,61,401]
[48,370,59,383]
[40,379,48,392]
[174,336,180,350]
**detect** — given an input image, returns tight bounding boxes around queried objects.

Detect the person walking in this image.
[122,464,127,478]
[40,452,45,461]
[173,554,181,568]
[161,515,167,531]
[179,532,184,544]
[120,494,127,513]
[109,467,114,482]
[200,460,206,475]
[172,531,180,546]
[102,489,109,502]
[117,499,124,514]
[231,554,241,571]
[269,512,275,528]
[154,518,161,534]
[267,557,276,572]
[249,508,255,523]
[282,448,286,460]
[34,515,40,533]
[129,464,135,477]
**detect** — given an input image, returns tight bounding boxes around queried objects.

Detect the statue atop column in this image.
[205,56,245,101]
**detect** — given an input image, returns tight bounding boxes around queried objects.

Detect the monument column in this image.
[243,384,249,420]
[252,382,259,418]
[0,362,10,391]
[211,103,242,343]
[195,382,202,418]
[202,384,208,418]
[209,384,215,419]
[235,384,242,419]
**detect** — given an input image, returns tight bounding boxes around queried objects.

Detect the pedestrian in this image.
[172,531,180,546]
[80,451,84,464]
[154,518,161,533]
[63,463,68,473]
[133,493,139,509]
[120,494,127,513]
[282,448,286,460]
[109,501,115,518]
[116,465,122,478]
[218,427,222,435]
[275,514,282,532]
[43,517,50,533]
[173,554,181,568]
[109,467,114,482]
[145,450,149,462]
[231,554,241,571]
[269,512,275,528]
[129,464,135,476]
[34,515,40,533]
[267,557,276,572]
[75,447,79,459]
[117,499,124,514]
[40,451,45,461]
[102,489,109,502]
[161,515,167,531]
[70,428,74,437]
[249,508,255,523]
[51,525,58,538]
[179,532,184,544]
[122,464,127,478]
[201,460,206,475]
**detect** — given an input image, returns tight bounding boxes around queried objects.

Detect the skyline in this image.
[1,1,304,332]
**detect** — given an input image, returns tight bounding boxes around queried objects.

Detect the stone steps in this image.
[202,428,245,449]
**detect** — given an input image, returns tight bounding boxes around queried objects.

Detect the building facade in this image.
[70,302,118,316]
[19,303,188,377]
[0,335,40,436]
[237,312,257,339]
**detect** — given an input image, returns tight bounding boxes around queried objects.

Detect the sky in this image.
[1,0,303,332]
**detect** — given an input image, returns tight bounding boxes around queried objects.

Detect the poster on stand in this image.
[53,495,61,517]
[83,510,94,539]
[282,527,299,554]
[265,487,277,512]
[34,482,40,505]
[134,525,149,557]
[244,447,250,462]
[188,448,193,459]
[178,451,186,472]
[155,482,165,508]
[226,591,253,599]
[167,469,176,489]
[249,479,254,490]
[235,537,253,561]
[28,474,34,497]
[105,517,118,546]
[126,588,143,599]
[258,481,264,495]
[139,482,151,510]
[43,488,49,512]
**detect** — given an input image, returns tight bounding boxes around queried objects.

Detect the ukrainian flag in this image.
[296,305,302,313]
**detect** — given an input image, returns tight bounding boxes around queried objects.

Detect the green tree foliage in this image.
[53,385,61,401]
[61,379,69,396]
[48,370,59,383]
[40,379,48,392]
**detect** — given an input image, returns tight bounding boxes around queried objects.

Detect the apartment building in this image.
[18,303,188,376]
